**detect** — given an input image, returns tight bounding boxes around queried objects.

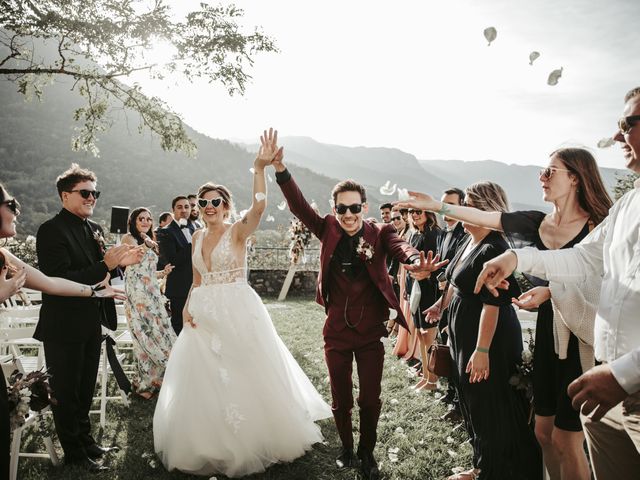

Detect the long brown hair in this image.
[550,148,612,226]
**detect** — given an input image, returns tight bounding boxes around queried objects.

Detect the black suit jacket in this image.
[35,208,117,342]
[157,220,194,298]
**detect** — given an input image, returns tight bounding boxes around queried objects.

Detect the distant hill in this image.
[0,78,341,236]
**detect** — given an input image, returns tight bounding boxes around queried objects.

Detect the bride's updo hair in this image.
[197,182,234,220]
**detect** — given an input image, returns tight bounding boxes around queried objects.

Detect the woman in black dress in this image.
[405,209,440,391]
[424,182,541,479]
[397,148,612,480]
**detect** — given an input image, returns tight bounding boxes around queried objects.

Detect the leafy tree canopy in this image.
[0,0,277,155]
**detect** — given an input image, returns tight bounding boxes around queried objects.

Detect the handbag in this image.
[427,343,452,377]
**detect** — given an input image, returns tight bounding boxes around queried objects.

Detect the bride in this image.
[153,129,331,477]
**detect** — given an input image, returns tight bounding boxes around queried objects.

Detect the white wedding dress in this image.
[153,224,331,477]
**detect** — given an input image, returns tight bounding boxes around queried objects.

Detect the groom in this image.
[271,149,445,479]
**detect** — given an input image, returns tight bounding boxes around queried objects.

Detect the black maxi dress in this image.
[446,231,542,480]
[502,211,589,431]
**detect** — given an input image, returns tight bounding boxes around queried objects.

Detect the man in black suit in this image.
[36,164,142,472]
[157,195,195,335]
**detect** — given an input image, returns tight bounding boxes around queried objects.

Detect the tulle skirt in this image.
[153,282,331,477]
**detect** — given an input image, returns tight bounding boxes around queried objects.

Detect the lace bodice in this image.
[193,225,247,286]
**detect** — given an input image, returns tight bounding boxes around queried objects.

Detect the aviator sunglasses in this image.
[69,189,101,199]
[198,197,224,209]
[335,203,363,215]
[1,198,20,215]
[618,115,640,134]
[539,166,571,180]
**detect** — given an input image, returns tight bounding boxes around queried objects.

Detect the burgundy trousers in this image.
[323,326,385,454]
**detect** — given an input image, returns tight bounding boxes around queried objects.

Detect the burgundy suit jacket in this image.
[278,173,418,331]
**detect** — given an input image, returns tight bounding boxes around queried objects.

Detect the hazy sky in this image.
[130,0,640,168]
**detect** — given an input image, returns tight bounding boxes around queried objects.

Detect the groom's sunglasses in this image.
[335,203,363,215]
[198,197,223,209]
[69,189,101,199]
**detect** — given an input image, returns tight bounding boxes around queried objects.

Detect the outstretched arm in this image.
[234,128,282,242]
[395,191,502,231]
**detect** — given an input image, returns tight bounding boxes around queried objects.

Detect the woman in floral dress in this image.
[122,207,176,399]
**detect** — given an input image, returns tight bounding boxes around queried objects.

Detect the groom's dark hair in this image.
[331,180,367,204]
[56,163,97,199]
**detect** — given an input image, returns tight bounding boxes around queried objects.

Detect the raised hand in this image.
[474,250,518,297]
[0,265,26,302]
[512,286,550,310]
[255,127,283,170]
[405,250,449,275]
[91,273,127,301]
[393,190,441,212]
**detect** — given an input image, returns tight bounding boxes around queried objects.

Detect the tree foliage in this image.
[0,0,277,155]
[613,171,639,200]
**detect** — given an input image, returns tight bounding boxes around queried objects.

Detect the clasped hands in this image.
[103,244,144,271]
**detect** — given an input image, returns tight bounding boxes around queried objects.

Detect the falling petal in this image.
[389,308,398,320]
[483,27,497,46]
[547,67,563,86]
[397,188,410,201]
[277,201,287,210]
[529,51,540,65]
[395,427,404,434]
[388,447,400,454]
[379,180,396,195]
[239,209,248,218]
[597,137,616,148]
[447,449,458,458]
[249,167,255,174]
[254,192,266,202]
[265,215,275,222]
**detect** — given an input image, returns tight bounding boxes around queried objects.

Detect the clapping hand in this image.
[104,244,144,270]
[405,251,449,276]
[91,273,127,301]
[256,128,284,171]
[0,266,26,302]
[393,191,441,212]
[474,250,518,297]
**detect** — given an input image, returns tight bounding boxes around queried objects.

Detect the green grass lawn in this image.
[18,300,472,479]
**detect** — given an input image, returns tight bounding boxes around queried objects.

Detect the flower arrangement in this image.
[92,229,107,256]
[356,237,374,263]
[288,218,313,265]
[509,328,534,401]
[7,368,57,431]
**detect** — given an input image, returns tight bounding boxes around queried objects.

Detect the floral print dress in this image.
[124,246,176,395]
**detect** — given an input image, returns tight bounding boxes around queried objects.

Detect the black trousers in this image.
[44,333,102,462]
[168,296,187,336]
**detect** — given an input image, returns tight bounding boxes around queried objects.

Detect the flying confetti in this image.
[239,209,249,218]
[397,188,410,201]
[597,137,616,148]
[547,67,563,86]
[265,215,275,222]
[277,201,287,210]
[483,27,497,46]
[529,51,540,65]
[249,167,255,174]
[254,192,266,202]
[379,181,397,196]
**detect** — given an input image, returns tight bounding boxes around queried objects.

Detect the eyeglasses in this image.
[409,209,423,215]
[69,189,101,199]
[335,203,362,215]
[391,216,402,221]
[1,198,20,215]
[539,166,571,180]
[618,115,640,134]
[197,197,223,209]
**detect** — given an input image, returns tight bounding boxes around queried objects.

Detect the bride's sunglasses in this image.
[198,197,223,209]
[1,198,20,215]
[335,203,363,215]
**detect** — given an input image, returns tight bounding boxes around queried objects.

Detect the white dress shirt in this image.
[514,180,640,395]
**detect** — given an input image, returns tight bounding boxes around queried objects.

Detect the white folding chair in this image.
[90,327,130,428]
[0,325,44,372]
[1,356,60,480]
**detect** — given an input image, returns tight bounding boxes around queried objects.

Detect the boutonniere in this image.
[92,229,107,256]
[356,237,374,263]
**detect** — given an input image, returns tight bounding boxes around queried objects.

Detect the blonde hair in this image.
[465,181,510,213]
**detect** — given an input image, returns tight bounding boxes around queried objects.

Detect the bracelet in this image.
[475,346,490,353]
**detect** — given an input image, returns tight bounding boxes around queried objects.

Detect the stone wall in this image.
[248,269,318,298]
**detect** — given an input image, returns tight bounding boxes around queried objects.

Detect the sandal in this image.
[447,467,480,480]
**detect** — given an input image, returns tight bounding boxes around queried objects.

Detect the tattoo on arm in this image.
[438,203,452,216]
[242,217,248,224]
